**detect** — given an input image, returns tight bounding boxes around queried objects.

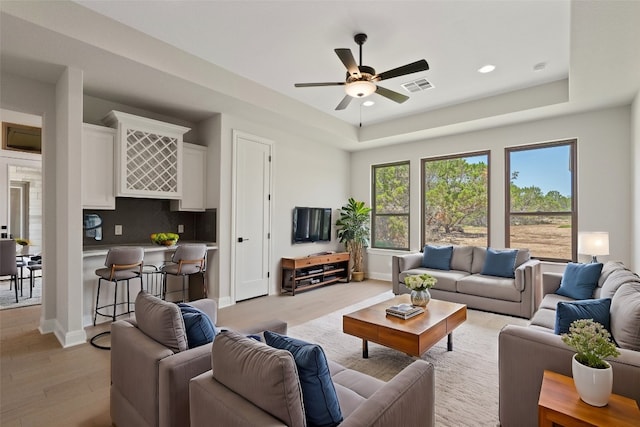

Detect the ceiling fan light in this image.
[345,80,376,98]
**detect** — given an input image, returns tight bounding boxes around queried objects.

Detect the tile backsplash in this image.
[83,198,215,246]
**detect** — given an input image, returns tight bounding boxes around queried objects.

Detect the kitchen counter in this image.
[83,241,217,258]
[82,241,218,327]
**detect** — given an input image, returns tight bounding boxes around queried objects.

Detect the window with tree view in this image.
[372,162,410,250]
[506,140,576,261]
[422,152,489,247]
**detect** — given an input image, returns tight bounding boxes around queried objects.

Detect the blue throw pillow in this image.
[422,245,453,270]
[556,262,603,300]
[481,248,518,278]
[554,298,612,335]
[178,303,216,348]
[264,331,343,427]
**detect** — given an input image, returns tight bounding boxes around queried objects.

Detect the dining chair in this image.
[26,255,42,298]
[93,247,144,325]
[0,239,20,303]
[161,244,207,302]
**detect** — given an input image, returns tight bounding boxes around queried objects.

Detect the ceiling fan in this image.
[294,33,429,111]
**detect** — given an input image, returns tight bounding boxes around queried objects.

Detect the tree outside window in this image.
[506,140,576,261]
[422,152,489,247]
[372,162,409,250]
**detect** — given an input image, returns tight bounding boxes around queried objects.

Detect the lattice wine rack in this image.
[126,130,178,193]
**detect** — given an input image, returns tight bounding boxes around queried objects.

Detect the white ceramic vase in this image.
[571,354,613,407]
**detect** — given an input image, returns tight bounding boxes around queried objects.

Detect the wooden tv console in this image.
[281,252,350,295]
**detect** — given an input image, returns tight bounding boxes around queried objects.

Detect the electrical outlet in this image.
[115,225,123,235]
[178,224,184,233]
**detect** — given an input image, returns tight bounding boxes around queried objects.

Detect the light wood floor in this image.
[0,280,391,426]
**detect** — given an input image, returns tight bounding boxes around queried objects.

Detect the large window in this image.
[506,139,576,261]
[422,152,489,247]
[371,161,410,250]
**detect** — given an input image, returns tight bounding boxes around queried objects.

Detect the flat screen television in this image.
[292,207,332,243]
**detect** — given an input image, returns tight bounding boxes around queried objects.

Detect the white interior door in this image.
[233,131,272,301]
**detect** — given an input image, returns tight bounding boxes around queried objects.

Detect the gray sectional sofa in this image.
[498,261,640,427]
[190,330,436,427]
[392,246,540,318]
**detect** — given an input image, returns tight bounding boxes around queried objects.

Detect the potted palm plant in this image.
[336,198,371,282]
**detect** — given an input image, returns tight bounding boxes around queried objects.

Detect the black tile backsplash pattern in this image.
[83,198,216,246]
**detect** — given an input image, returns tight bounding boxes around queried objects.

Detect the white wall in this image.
[632,90,640,271]
[210,113,350,306]
[352,106,632,281]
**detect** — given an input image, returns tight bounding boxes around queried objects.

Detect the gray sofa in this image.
[498,261,640,427]
[110,292,287,427]
[190,330,435,427]
[392,246,540,318]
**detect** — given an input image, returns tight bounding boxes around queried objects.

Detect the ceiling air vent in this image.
[401,78,433,93]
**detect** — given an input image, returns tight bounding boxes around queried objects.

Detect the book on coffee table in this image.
[386,303,424,319]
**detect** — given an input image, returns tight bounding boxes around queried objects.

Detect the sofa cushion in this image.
[450,245,473,272]
[400,268,469,292]
[134,291,188,353]
[456,275,521,302]
[471,247,530,274]
[597,261,627,288]
[481,248,518,278]
[554,298,612,335]
[177,303,216,348]
[422,245,453,270]
[331,368,385,418]
[529,307,558,331]
[598,268,640,299]
[264,331,343,427]
[610,282,640,351]
[211,330,305,426]
[556,262,603,300]
[538,293,575,311]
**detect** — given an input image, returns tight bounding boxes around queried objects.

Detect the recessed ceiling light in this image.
[533,62,547,72]
[478,64,496,74]
[362,100,375,107]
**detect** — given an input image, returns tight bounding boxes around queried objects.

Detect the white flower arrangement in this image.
[403,273,437,291]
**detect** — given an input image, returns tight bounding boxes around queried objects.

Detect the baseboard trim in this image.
[217,296,233,308]
[54,321,87,348]
[367,272,392,282]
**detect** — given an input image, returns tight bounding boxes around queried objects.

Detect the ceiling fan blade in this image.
[375,85,409,104]
[335,95,353,110]
[295,82,345,87]
[335,48,361,78]
[374,59,429,81]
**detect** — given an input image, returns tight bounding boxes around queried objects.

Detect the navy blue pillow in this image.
[422,245,453,270]
[264,331,343,427]
[481,248,518,278]
[554,298,612,335]
[178,303,216,348]
[556,262,603,300]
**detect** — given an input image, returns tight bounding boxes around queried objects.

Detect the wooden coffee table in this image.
[342,295,467,358]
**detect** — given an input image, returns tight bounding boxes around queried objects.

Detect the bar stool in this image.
[161,244,206,302]
[93,247,144,326]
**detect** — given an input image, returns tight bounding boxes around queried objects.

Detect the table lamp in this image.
[577,231,609,263]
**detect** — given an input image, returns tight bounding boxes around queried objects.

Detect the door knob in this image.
[238,237,250,243]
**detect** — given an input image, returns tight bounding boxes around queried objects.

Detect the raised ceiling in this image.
[1,1,639,151]
[76,0,570,127]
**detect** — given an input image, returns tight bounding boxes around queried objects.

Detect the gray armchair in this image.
[110,291,287,427]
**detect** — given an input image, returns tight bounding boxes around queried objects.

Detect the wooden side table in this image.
[538,370,640,427]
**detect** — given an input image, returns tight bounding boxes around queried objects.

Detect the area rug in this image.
[0,276,42,310]
[289,291,528,426]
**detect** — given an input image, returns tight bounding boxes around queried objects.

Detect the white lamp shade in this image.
[578,232,609,256]
[345,80,376,98]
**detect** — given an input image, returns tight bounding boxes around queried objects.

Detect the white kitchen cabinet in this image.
[103,110,190,200]
[170,143,207,211]
[82,124,116,209]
